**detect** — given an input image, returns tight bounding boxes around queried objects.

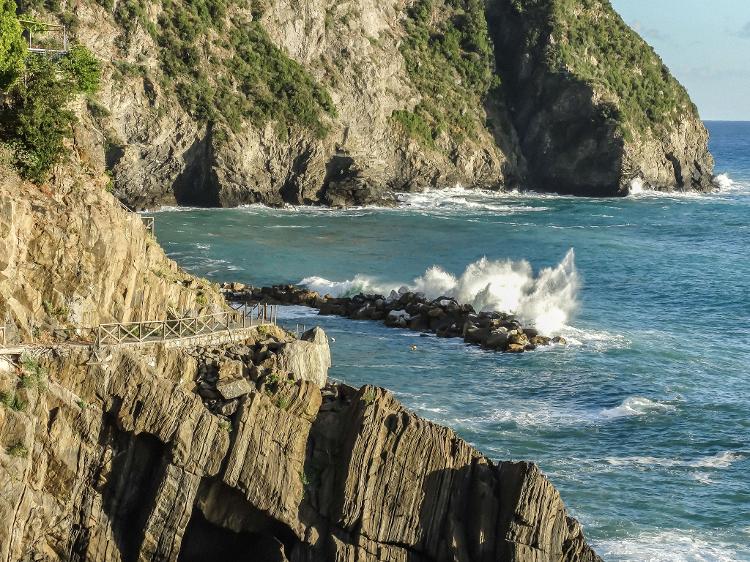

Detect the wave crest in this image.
[300,250,579,334]
[599,396,676,419]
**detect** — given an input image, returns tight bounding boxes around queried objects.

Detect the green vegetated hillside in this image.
[542,0,697,139]
[0,0,713,199]
[392,0,500,148]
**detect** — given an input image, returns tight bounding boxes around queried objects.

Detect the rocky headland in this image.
[5,0,717,210]
[223,284,566,353]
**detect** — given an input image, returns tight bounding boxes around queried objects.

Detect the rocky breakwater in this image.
[1,324,600,561]
[223,284,566,353]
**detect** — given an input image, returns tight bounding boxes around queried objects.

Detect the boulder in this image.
[216,377,253,400]
[484,330,510,350]
[217,359,244,382]
[274,327,331,388]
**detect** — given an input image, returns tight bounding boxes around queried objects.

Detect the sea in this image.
[151,121,750,561]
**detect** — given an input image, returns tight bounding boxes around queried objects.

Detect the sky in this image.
[611,0,750,121]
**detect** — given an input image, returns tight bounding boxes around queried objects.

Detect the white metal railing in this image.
[95,305,277,346]
[141,216,155,234]
[19,20,68,55]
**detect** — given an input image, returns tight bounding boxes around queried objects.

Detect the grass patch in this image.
[361,387,376,405]
[0,391,27,411]
[43,300,69,320]
[6,442,28,457]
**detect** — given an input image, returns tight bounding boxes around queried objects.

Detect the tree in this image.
[0,45,101,182]
[0,0,26,90]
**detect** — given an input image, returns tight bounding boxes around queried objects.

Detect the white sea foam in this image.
[396,187,554,213]
[274,305,321,320]
[626,177,713,199]
[559,327,631,351]
[300,250,579,334]
[599,396,676,419]
[628,177,645,195]
[595,530,745,562]
[605,451,744,469]
[487,395,676,429]
[714,173,735,191]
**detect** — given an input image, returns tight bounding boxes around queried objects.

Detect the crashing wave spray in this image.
[300,249,580,334]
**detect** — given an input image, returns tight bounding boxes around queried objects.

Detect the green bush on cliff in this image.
[394,0,500,148]
[0,0,26,89]
[0,34,101,182]
[153,0,335,138]
[542,0,696,135]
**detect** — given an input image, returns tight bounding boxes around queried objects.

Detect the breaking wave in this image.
[599,396,676,419]
[594,530,744,562]
[714,173,735,191]
[605,451,744,469]
[300,249,579,334]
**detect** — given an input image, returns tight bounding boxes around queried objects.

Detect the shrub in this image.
[0,390,27,411]
[61,44,101,93]
[541,0,694,135]
[7,442,28,457]
[396,0,500,147]
[0,0,26,89]
[0,45,102,182]
[362,387,376,405]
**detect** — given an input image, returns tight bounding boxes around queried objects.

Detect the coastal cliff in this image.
[0,163,223,343]
[0,150,601,559]
[7,0,715,208]
[0,339,601,561]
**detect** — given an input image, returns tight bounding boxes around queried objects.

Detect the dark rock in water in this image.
[531,335,552,346]
[484,330,510,350]
[224,284,566,354]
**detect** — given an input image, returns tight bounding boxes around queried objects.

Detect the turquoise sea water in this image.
[153,122,750,561]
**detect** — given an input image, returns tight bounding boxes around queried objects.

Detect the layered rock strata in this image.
[0,166,223,344]
[0,332,600,561]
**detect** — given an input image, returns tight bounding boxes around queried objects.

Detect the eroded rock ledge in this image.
[1,329,600,561]
[223,284,565,353]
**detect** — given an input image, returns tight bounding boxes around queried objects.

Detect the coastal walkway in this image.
[0,305,279,358]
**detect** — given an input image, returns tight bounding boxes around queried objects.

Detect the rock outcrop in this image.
[18,0,715,209]
[0,337,601,561]
[0,144,601,560]
[486,0,715,195]
[0,164,223,343]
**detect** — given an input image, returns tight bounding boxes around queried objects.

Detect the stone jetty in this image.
[221,283,566,353]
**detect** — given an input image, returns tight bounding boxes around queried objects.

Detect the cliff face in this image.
[487,0,715,196]
[0,145,601,560]
[0,339,601,561]
[0,161,223,343]
[20,0,713,208]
